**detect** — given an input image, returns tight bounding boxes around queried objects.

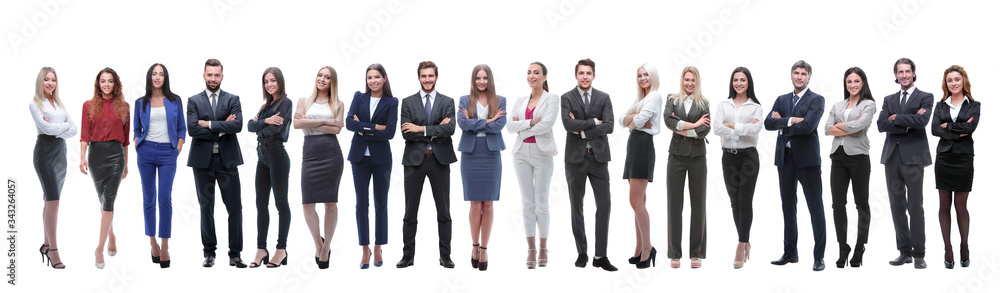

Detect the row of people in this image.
[29,58,977,272]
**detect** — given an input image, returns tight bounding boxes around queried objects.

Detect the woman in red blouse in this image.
[79,67,130,269]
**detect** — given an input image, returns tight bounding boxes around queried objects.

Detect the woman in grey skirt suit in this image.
[457,64,506,271]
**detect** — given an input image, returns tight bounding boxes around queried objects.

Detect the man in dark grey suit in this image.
[876,58,933,269]
[561,58,617,271]
[187,59,246,268]
[397,61,457,269]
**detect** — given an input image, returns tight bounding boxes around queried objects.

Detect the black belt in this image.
[722,147,755,154]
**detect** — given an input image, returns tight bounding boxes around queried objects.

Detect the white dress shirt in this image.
[29,100,77,138]
[364,96,382,156]
[713,97,763,149]
[618,91,662,135]
[946,96,968,122]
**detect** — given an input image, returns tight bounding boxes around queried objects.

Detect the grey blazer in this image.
[824,99,876,155]
[399,92,457,167]
[662,94,711,156]
[561,87,614,163]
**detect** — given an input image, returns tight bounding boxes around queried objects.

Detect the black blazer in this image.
[186,90,244,169]
[399,92,457,166]
[561,87,614,163]
[931,99,980,154]
[763,89,825,168]
[662,94,711,157]
[876,88,933,166]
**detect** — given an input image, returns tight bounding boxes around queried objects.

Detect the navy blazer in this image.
[133,96,187,149]
[345,91,398,164]
[931,99,980,155]
[764,89,825,168]
[876,88,933,166]
[457,95,506,152]
[186,90,244,169]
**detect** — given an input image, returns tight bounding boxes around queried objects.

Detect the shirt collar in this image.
[900,86,915,97]
[577,87,593,99]
[420,90,437,100]
[205,89,220,98]
[793,87,809,98]
[946,95,969,109]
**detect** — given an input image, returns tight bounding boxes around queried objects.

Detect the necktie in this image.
[900,91,909,110]
[583,92,591,112]
[210,93,218,119]
[424,94,432,123]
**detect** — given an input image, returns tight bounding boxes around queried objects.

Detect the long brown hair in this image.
[940,65,974,102]
[467,64,498,118]
[87,67,128,124]
[259,67,287,112]
[33,67,67,112]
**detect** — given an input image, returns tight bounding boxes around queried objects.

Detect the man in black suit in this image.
[561,58,617,271]
[877,58,933,269]
[187,59,246,268]
[396,61,457,269]
[763,60,827,271]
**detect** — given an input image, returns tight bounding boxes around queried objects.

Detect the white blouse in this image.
[618,91,663,135]
[712,98,763,149]
[29,100,77,139]
[303,102,334,136]
[476,101,488,137]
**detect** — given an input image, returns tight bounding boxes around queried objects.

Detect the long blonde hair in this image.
[672,66,709,109]
[304,66,342,117]
[627,63,659,115]
[33,67,67,112]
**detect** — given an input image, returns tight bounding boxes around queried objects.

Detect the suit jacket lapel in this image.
[214,92,226,119]
[371,96,387,121]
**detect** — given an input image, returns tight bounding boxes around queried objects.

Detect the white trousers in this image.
[512,142,554,238]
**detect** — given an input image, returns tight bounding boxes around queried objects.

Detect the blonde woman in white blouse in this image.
[713,67,764,269]
[619,63,663,269]
[29,67,78,269]
[508,62,559,269]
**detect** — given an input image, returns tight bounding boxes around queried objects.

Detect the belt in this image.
[425,150,434,155]
[722,147,755,154]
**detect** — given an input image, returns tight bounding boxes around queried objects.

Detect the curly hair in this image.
[87,67,129,124]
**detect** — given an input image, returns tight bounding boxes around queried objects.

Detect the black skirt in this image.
[935,152,974,192]
[33,135,67,201]
[88,141,125,211]
[301,134,344,203]
[623,130,655,182]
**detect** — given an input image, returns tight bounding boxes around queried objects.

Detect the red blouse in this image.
[523,106,536,143]
[80,99,130,146]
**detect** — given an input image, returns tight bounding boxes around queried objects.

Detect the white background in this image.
[4,0,1000,292]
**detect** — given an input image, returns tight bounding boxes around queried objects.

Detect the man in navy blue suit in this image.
[764,60,827,271]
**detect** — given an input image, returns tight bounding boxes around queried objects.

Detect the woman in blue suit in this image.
[132,63,186,268]
[457,64,506,271]
[345,63,398,269]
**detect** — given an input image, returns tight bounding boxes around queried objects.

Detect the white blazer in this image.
[507,91,560,156]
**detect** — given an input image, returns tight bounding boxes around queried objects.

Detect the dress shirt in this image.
[576,86,600,140]
[81,99,130,146]
[672,95,699,137]
[618,91,662,135]
[713,98,763,149]
[29,100,77,138]
[784,87,809,147]
[421,90,437,136]
[365,96,382,156]
[946,96,969,123]
[476,101,488,137]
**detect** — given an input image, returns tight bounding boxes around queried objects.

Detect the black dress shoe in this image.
[913,258,927,269]
[203,256,216,268]
[812,259,825,271]
[230,256,247,268]
[592,257,618,271]
[888,255,913,266]
[575,254,588,268]
[771,254,799,265]
[439,257,455,268]
[397,256,414,268]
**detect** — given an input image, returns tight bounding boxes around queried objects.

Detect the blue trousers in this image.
[353,156,391,246]
[137,141,177,238]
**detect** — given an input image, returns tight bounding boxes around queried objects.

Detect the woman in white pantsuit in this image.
[508,62,559,269]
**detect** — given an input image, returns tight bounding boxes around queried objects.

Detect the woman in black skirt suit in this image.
[931,65,980,269]
[293,66,346,269]
[619,63,663,269]
[30,67,77,269]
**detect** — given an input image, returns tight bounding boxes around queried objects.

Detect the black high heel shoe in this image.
[478,247,488,271]
[836,243,851,268]
[471,244,480,269]
[960,247,970,268]
[628,255,640,264]
[636,247,657,269]
[249,249,270,268]
[45,249,65,269]
[267,250,288,268]
[945,250,955,269]
[39,244,49,263]
[151,243,161,264]
[318,249,331,269]
[849,244,865,268]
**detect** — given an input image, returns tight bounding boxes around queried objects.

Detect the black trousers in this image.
[565,152,611,257]
[830,146,871,245]
[402,154,452,258]
[884,145,926,258]
[194,153,243,258]
[777,148,825,259]
[255,140,291,250]
[722,148,758,243]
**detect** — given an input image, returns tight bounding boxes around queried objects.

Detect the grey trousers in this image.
[565,152,611,257]
[666,154,707,259]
